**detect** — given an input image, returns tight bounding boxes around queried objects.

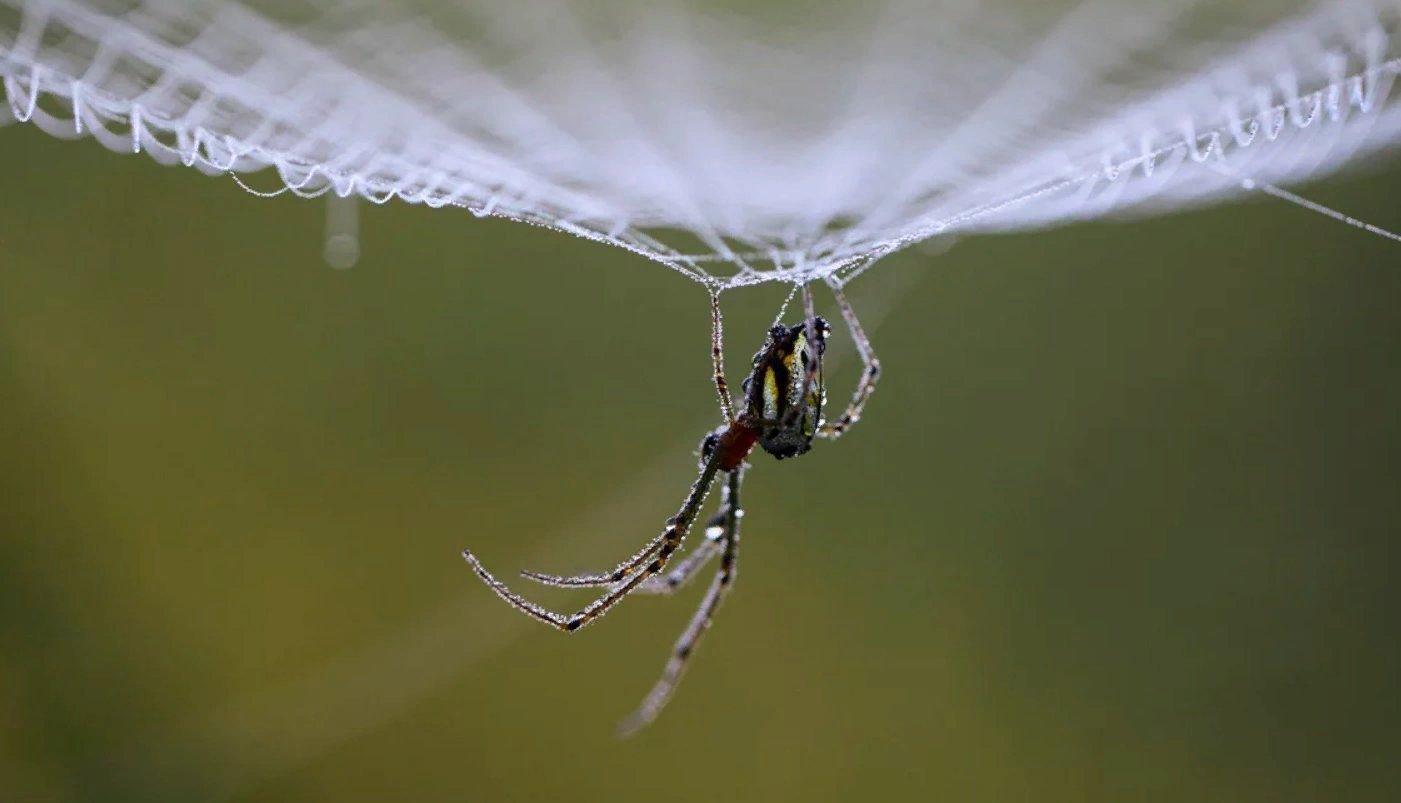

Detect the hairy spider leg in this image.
[778,281,824,433]
[517,307,740,591]
[523,507,729,593]
[618,466,744,736]
[515,524,673,588]
[631,541,720,595]
[710,291,736,424]
[462,452,723,632]
[817,279,881,439]
[629,502,734,594]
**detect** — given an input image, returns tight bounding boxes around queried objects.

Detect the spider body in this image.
[744,318,830,460]
[463,283,879,735]
[708,317,830,470]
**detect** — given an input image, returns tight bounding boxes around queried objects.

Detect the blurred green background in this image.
[2,122,1400,803]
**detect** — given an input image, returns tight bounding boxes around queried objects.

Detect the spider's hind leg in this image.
[522,506,729,592]
[462,452,724,632]
[519,432,729,591]
[817,279,881,440]
[618,466,744,736]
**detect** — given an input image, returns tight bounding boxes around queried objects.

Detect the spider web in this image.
[2,0,1400,290]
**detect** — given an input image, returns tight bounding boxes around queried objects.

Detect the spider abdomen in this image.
[758,420,815,460]
[742,318,829,460]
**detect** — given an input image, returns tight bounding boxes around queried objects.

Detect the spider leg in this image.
[517,293,735,594]
[514,527,669,587]
[462,453,723,632]
[780,281,824,433]
[631,542,719,595]
[522,507,729,592]
[817,279,881,439]
[710,291,736,424]
[515,494,733,589]
[617,466,744,736]
[631,496,736,595]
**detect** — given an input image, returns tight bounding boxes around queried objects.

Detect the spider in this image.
[462,279,880,734]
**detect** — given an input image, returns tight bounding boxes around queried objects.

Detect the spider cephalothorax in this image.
[463,283,879,735]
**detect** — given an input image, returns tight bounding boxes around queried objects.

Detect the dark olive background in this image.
[2,121,1399,803]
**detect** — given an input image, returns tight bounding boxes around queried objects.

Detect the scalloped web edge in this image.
[3,17,1401,291]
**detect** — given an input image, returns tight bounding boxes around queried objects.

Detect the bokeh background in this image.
[2,117,1400,801]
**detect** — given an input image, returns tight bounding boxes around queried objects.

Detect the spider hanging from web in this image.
[462,278,881,735]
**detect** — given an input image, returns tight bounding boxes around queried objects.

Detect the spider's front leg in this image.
[709,290,736,424]
[461,451,724,632]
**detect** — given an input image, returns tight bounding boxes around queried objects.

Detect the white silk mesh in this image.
[3,0,1400,287]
